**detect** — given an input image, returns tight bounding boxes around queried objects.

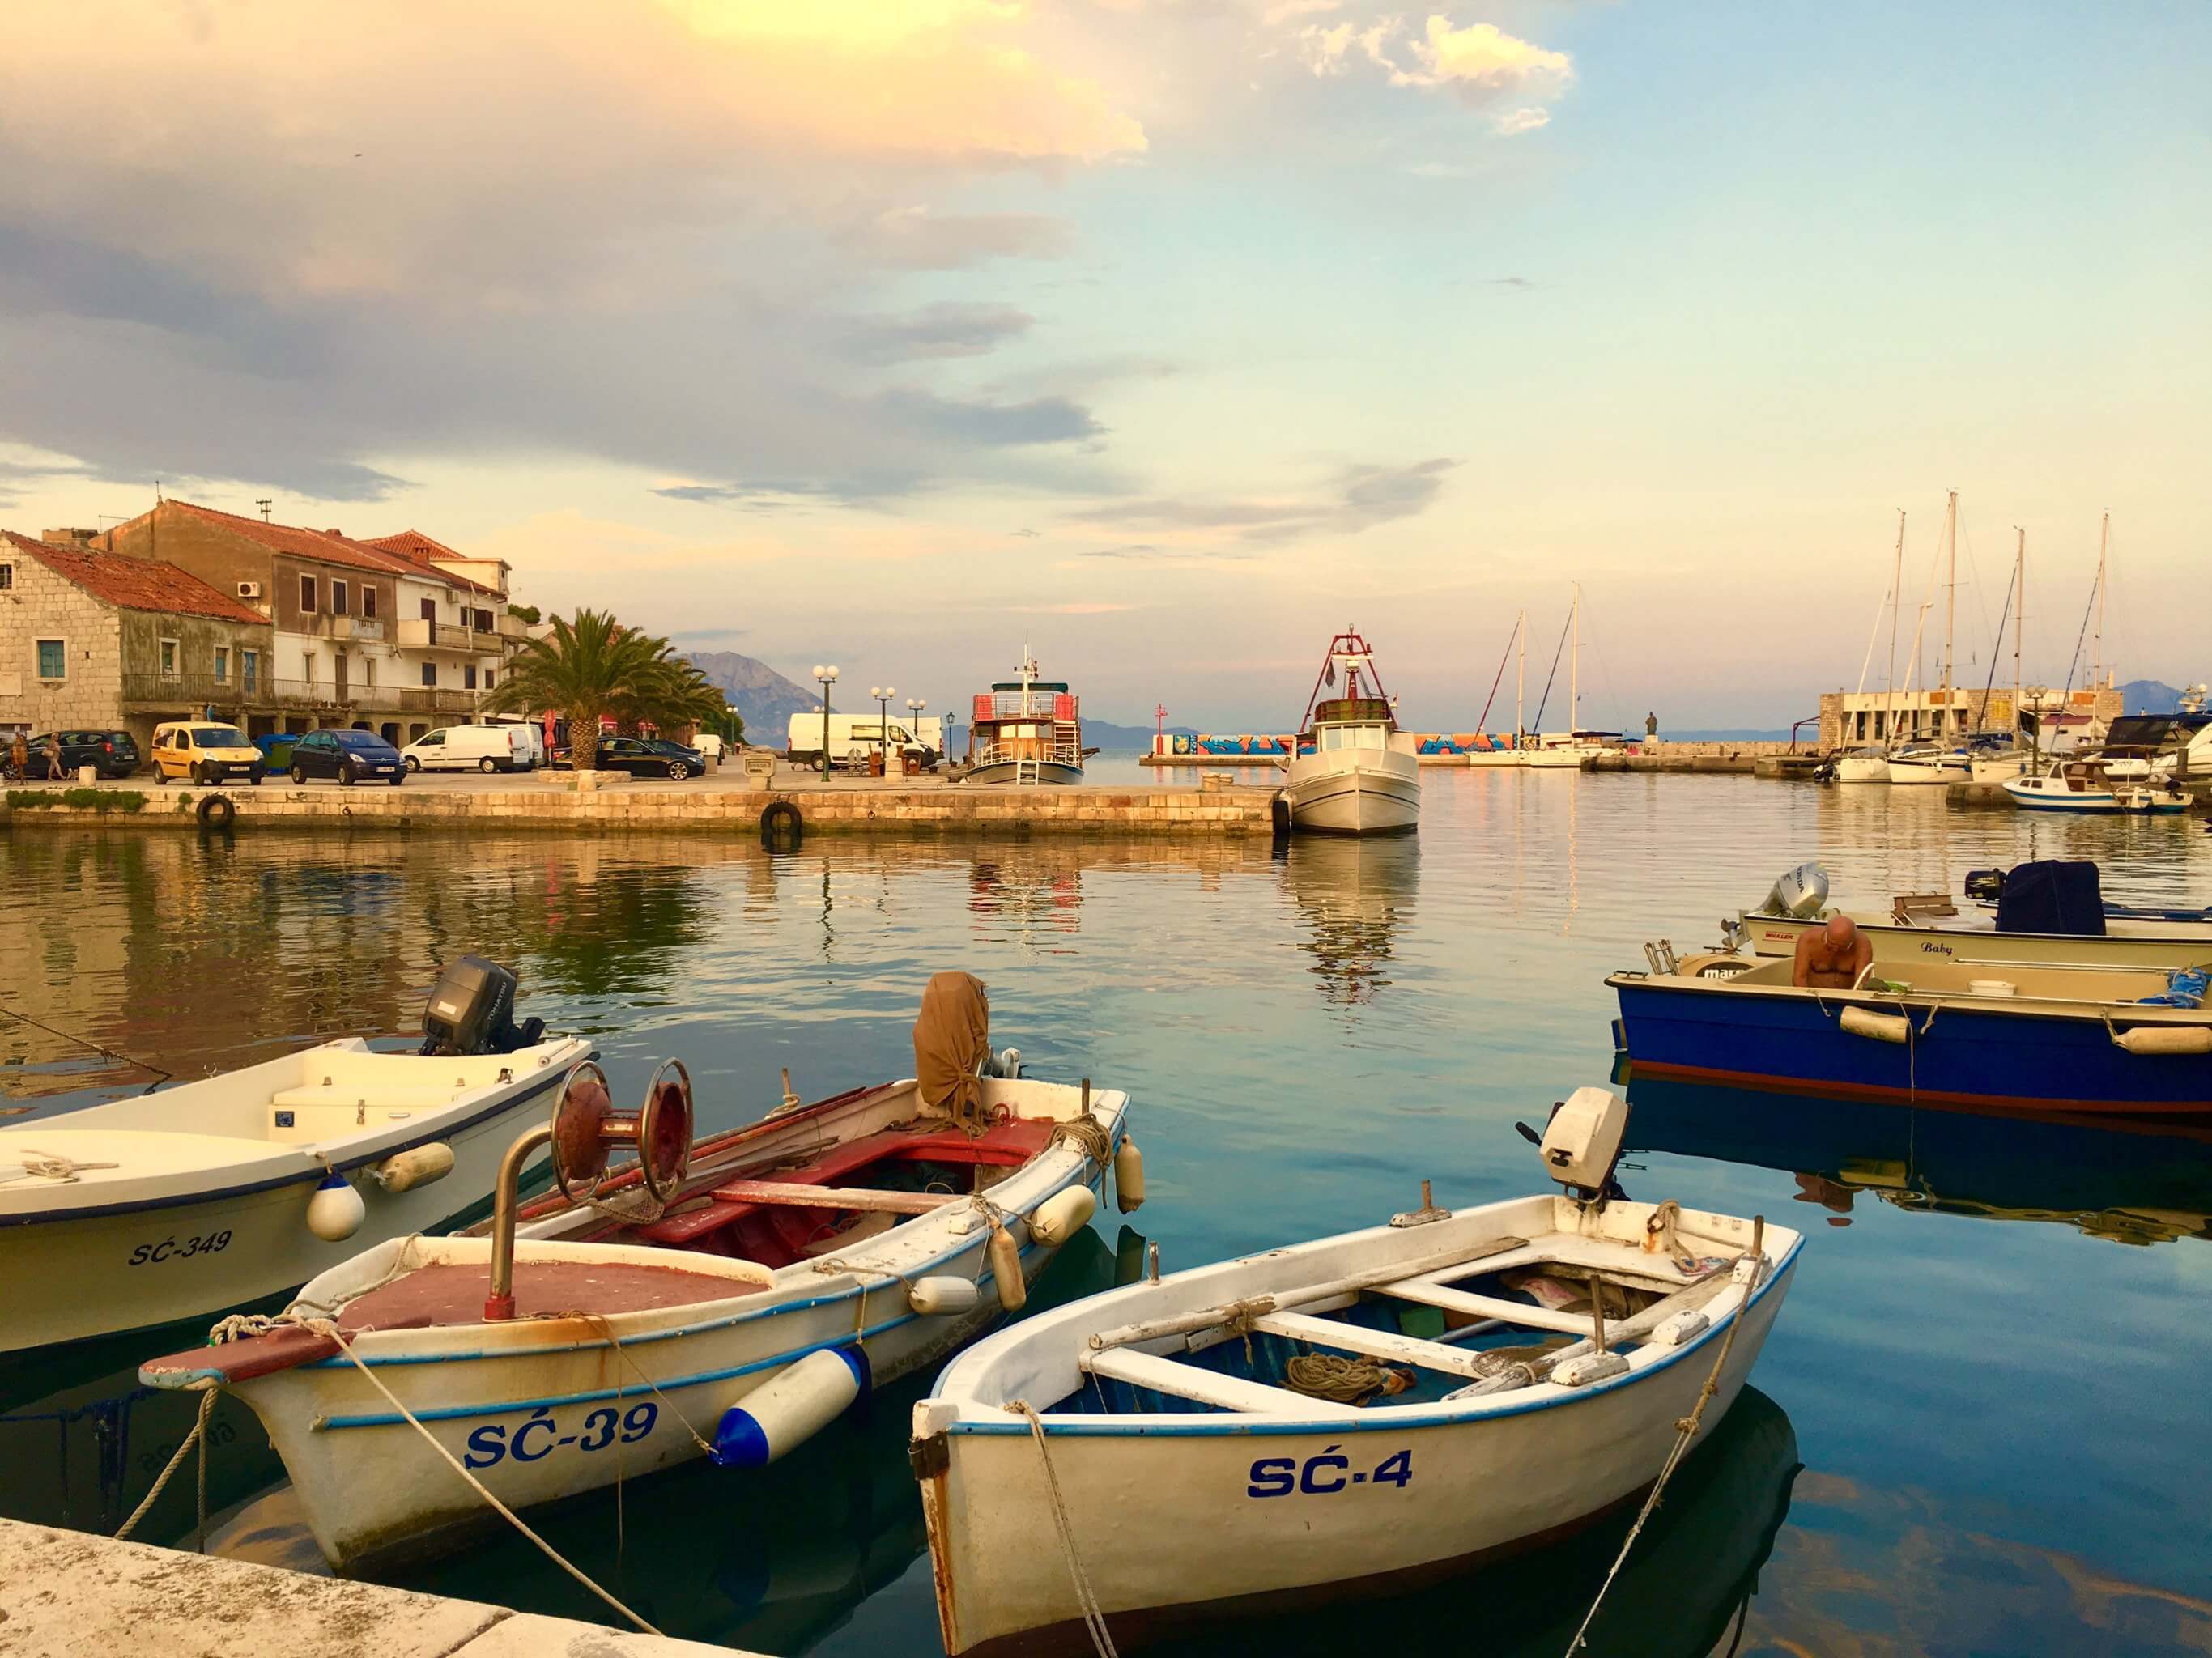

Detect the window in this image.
[362,586,377,620]
[331,579,349,616]
[0,563,12,589]
[421,661,437,687]
[483,670,496,691]
[241,649,259,691]
[303,652,317,682]
[160,638,179,677]
[420,597,436,623]
[35,639,65,679]
[474,608,492,632]
[463,665,479,690]
[364,657,376,688]
[213,646,230,683]
[300,575,317,612]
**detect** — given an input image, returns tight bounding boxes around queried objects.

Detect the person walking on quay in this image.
[45,732,66,780]
[6,729,27,781]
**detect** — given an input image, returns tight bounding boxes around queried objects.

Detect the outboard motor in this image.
[419,954,545,1056]
[1964,868,2006,903]
[1755,861,1830,919]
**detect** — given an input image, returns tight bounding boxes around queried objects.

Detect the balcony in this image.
[330,616,385,642]
[398,618,474,651]
[497,612,530,640]
[120,673,477,716]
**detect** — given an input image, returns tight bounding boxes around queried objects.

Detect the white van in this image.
[483,717,546,769]
[785,712,931,768]
[402,724,533,773]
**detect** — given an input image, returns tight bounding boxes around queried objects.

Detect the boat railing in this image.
[972,740,1082,769]
[982,691,1068,720]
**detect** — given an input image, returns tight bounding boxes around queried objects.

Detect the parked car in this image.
[26,730,140,779]
[401,724,534,773]
[598,736,703,780]
[150,722,265,786]
[289,729,406,787]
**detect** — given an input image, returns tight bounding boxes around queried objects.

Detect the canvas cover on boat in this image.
[1996,861,2106,936]
[916,971,991,1133]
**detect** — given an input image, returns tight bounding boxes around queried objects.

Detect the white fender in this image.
[1113,1137,1146,1213]
[1026,1186,1096,1248]
[2114,1025,2212,1056]
[711,1347,866,1469]
[908,1275,981,1316]
[366,1142,454,1193]
[305,1171,366,1242]
[1840,1006,1911,1044]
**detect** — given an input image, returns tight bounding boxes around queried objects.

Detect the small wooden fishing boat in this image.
[2003,755,2189,814]
[2,957,585,1356]
[1280,628,1420,835]
[1738,860,2212,972]
[1610,951,2212,1115]
[912,1090,1798,1656]
[142,974,1138,1573]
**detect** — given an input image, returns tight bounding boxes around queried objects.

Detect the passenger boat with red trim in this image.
[1280,629,1421,835]
[141,974,1139,1572]
[911,1089,1797,1656]
[964,648,1091,785]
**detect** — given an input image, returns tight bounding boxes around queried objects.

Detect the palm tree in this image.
[483,609,685,772]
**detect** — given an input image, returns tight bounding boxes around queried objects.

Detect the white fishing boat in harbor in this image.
[912,1088,1798,1656]
[142,974,1138,1572]
[963,649,1090,786]
[2,958,585,1357]
[1737,861,2212,971]
[1833,747,1893,783]
[2003,755,2189,814]
[1279,628,1420,835]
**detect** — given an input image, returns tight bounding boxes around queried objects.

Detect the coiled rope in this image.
[1010,1399,1120,1658]
[1283,1353,1412,1405]
[0,1148,120,1184]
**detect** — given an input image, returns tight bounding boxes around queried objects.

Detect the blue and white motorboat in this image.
[2003,755,2189,814]
[1610,952,2212,1117]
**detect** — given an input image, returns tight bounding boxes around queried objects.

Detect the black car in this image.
[26,729,140,779]
[289,729,406,786]
[597,736,703,780]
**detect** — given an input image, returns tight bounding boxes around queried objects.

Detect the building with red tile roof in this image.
[3,530,267,625]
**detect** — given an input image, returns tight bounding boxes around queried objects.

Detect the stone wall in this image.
[0,552,123,738]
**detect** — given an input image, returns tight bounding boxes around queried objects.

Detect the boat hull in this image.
[2002,776,2187,814]
[1522,748,1588,769]
[916,1205,1796,1656]
[1886,756,1966,784]
[1283,751,1419,835]
[1832,755,1891,782]
[0,1056,573,1356]
[1740,909,2212,969]
[963,759,1084,787]
[1610,973,2212,1114]
[1463,750,1526,768]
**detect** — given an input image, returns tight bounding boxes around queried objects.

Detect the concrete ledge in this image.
[0,1520,753,1658]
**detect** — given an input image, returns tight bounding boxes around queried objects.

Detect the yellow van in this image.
[151,721,266,786]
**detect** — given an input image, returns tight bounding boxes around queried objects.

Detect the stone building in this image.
[92,501,525,744]
[1817,682,2123,751]
[0,529,274,750]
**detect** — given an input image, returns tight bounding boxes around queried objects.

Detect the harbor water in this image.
[3,763,2210,1655]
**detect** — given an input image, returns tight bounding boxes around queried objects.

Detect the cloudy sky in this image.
[2,1,2206,729]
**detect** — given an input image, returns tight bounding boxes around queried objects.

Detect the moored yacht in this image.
[963,648,1090,785]
[1280,628,1420,835]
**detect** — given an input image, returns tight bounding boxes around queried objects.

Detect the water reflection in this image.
[1626,1075,2212,1247]
[1279,836,1419,1007]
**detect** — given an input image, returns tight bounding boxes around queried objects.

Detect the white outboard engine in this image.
[1756,861,1830,919]
[1540,1086,1630,1201]
[419,954,545,1056]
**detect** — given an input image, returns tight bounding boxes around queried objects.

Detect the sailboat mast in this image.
[2013,527,2024,738]
[1515,609,1525,739]
[1882,509,1904,746]
[2094,509,2108,691]
[1569,584,1580,734]
[1941,491,1957,734]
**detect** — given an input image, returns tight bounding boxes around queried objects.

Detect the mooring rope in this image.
[114,1388,212,1546]
[1561,1218,1767,1657]
[1010,1399,1120,1658]
[1283,1353,1410,1405]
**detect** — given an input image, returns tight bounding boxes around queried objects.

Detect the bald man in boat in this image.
[1793,915,1872,988]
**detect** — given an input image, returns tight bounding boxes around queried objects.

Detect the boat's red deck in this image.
[339,1258,745,1333]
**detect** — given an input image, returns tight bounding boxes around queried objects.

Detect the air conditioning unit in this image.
[236,580,264,599]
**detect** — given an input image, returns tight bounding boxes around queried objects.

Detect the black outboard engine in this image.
[419,954,546,1056]
[1964,868,2006,903]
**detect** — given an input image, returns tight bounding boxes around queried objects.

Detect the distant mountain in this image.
[683,651,819,738]
[2120,678,2189,715]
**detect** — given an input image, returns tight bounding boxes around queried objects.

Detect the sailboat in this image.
[1836,512,1907,783]
[1526,585,1610,768]
[1280,628,1422,835]
[1968,528,2031,783]
[1466,610,1529,767]
[1888,491,1971,785]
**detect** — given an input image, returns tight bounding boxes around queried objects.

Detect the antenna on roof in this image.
[256,498,273,522]
[155,478,164,504]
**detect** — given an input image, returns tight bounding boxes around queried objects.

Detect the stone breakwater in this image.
[0,777,1282,835]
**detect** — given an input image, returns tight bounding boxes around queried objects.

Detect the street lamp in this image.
[812,665,838,778]
[870,684,895,775]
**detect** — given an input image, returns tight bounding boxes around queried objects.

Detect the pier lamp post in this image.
[906,697,926,769]
[870,686,895,775]
[813,665,838,777]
